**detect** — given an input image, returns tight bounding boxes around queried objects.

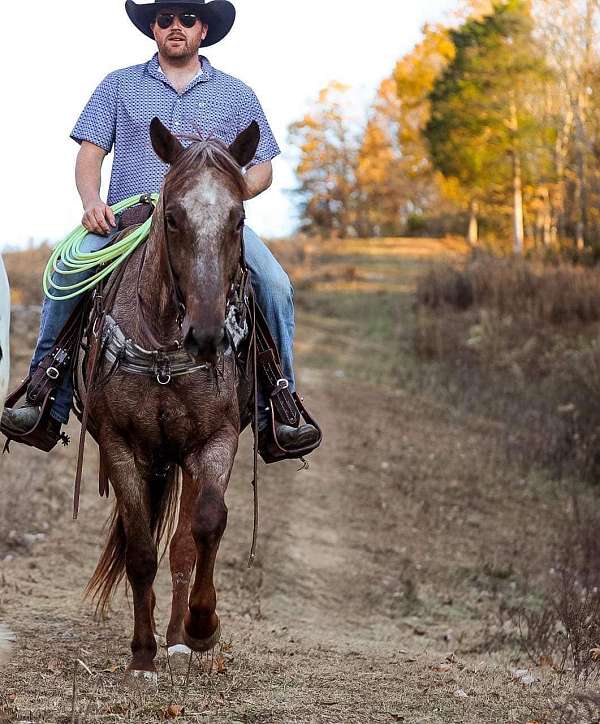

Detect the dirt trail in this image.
[0,239,573,723]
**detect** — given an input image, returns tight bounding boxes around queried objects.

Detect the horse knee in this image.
[191,489,227,548]
[126,545,157,586]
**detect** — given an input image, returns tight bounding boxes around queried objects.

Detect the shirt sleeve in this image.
[70,72,119,152]
[238,87,281,168]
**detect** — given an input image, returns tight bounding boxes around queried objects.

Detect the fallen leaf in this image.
[539,655,553,668]
[215,654,227,674]
[590,647,600,661]
[453,688,468,699]
[164,704,184,719]
[431,663,452,673]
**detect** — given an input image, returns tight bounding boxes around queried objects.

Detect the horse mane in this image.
[163,135,248,199]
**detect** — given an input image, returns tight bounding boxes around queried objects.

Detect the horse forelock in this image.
[163,136,248,201]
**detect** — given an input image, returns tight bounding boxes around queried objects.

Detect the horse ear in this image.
[150,117,183,165]
[228,121,260,168]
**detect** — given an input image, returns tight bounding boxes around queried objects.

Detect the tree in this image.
[355,114,404,236]
[533,0,600,246]
[288,82,358,237]
[425,0,550,252]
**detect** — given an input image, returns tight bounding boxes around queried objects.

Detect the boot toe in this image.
[277,423,320,450]
[1,405,42,434]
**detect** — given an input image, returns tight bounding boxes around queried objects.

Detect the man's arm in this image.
[244,161,273,200]
[75,141,116,234]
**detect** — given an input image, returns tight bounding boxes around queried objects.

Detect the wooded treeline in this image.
[289,0,600,252]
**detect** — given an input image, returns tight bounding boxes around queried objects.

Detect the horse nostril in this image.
[183,326,224,361]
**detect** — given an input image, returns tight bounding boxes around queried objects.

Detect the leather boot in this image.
[1,403,64,452]
[274,422,320,451]
[259,420,320,462]
[1,403,44,434]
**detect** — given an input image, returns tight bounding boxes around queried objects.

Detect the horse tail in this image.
[86,465,182,618]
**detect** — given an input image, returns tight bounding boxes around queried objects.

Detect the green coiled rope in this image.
[43,193,159,301]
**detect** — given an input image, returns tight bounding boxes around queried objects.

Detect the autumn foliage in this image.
[289,0,600,253]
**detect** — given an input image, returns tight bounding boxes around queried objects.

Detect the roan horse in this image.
[85,118,259,682]
[0,252,14,666]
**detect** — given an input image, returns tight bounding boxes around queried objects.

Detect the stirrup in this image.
[1,379,70,453]
[258,393,322,465]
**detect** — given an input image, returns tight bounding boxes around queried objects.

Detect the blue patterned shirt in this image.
[71,54,281,205]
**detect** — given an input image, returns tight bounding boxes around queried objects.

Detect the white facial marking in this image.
[181,171,237,277]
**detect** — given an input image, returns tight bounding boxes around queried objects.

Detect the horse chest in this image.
[108,382,235,445]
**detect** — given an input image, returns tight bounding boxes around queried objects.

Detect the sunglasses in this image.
[155,11,200,29]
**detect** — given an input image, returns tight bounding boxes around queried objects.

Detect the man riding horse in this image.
[1,0,319,458]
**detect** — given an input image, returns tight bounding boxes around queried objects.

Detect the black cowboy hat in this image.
[125,0,236,46]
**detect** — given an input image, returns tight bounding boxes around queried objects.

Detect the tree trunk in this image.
[513,153,525,255]
[467,200,479,245]
[536,187,552,247]
[509,97,525,255]
[573,1,595,248]
[555,106,573,242]
[574,91,588,249]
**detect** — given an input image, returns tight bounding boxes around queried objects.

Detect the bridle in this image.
[135,191,246,358]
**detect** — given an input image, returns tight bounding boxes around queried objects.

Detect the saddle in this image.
[1,200,322,465]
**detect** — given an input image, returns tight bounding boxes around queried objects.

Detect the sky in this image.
[0,0,459,250]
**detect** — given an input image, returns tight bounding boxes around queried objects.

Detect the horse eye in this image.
[166,213,177,230]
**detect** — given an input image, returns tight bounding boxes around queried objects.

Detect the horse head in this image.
[149,117,260,363]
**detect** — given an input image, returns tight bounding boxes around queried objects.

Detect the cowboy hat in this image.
[125,0,236,46]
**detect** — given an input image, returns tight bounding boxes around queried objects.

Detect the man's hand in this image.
[75,141,114,235]
[82,198,116,235]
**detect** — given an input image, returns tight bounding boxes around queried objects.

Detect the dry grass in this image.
[3,243,50,308]
[3,238,600,721]
[415,251,600,482]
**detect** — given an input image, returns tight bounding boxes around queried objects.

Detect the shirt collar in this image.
[146,53,213,91]
[158,63,202,80]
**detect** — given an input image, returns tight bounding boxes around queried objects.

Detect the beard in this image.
[159,34,201,60]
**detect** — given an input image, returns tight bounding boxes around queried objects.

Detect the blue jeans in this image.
[30,225,295,424]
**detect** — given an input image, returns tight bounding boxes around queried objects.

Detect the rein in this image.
[134,195,186,353]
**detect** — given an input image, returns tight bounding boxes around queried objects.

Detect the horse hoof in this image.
[124,669,158,689]
[184,620,221,653]
[167,644,193,674]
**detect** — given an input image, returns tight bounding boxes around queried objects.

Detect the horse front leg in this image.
[183,427,238,652]
[102,439,159,681]
[166,470,199,659]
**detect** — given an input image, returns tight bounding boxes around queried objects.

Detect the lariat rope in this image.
[42,194,159,301]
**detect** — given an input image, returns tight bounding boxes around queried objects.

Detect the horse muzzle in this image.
[183,324,225,364]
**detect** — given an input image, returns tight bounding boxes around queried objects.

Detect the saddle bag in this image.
[1,297,89,452]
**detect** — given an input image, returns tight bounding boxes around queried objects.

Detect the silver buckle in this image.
[276,378,289,390]
[46,367,60,380]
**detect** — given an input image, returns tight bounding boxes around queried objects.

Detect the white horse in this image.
[0,253,13,665]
